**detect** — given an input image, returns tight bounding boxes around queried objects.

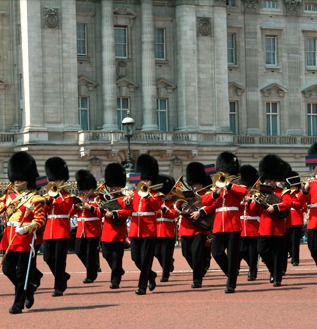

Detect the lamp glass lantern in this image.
[121,111,135,171]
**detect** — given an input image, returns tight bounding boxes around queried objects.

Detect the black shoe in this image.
[25,292,34,309]
[273,281,281,287]
[62,273,71,292]
[270,275,274,283]
[292,262,299,266]
[121,269,125,276]
[35,272,43,290]
[282,271,286,276]
[191,282,202,289]
[135,288,146,295]
[9,305,22,314]
[52,290,63,297]
[225,287,235,294]
[160,277,169,282]
[248,276,256,281]
[83,278,94,284]
[170,258,175,272]
[110,283,120,289]
[148,272,157,291]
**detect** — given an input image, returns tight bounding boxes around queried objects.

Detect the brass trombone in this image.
[211,172,240,188]
[45,182,74,197]
[136,181,163,198]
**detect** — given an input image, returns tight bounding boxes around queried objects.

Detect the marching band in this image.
[1,145,317,313]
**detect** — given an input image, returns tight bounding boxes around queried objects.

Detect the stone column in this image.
[175,3,199,131]
[101,0,117,130]
[141,0,158,131]
[19,0,47,136]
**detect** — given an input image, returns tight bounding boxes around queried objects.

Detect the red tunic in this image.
[239,199,260,237]
[0,191,46,252]
[289,191,306,226]
[43,190,77,240]
[156,198,178,238]
[298,181,317,229]
[258,187,292,236]
[101,196,132,242]
[128,190,162,238]
[72,195,103,238]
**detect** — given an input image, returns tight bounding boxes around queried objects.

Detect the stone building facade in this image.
[0,0,316,181]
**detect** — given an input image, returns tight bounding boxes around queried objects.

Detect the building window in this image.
[265,36,278,66]
[157,98,168,132]
[263,0,278,9]
[266,102,279,136]
[306,38,317,67]
[229,102,238,134]
[307,103,317,136]
[117,97,130,130]
[227,33,237,65]
[78,97,89,130]
[77,23,87,56]
[304,3,317,12]
[226,0,236,7]
[155,28,166,60]
[114,27,128,59]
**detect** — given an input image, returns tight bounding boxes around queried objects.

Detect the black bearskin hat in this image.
[45,157,69,182]
[239,165,259,187]
[259,154,289,181]
[75,169,97,191]
[216,151,240,175]
[8,151,39,189]
[186,162,209,187]
[157,174,175,195]
[105,163,126,188]
[308,143,317,156]
[135,154,159,183]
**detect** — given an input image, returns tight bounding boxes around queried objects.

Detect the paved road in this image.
[1,243,316,329]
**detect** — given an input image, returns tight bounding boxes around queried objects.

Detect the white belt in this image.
[132,212,155,216]
[308,203,317,209]
[156,218,175,223]
[240,216,260,220]
[77,217,100,222]
[215,207,239,213]
[47,215,69,219]
[6,222,28,227]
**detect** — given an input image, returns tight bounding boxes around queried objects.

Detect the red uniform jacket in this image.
[43,190,77,240]
[298,181,317,229]
[239,199,260,237]
[258,187,292,236]
[128,190,162,238]
[289,191,306,226]
[156,198,178,238]
[201,183,248,234]
[101,195,132,242]
[71,195,103,239]
[0,191,46,252]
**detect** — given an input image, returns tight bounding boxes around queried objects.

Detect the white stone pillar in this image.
[141,0,158,131]
[175,4,199,131]
[20,0,46,132]
[101,0,117,130]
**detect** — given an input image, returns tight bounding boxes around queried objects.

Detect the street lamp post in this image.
[122,111,135,173]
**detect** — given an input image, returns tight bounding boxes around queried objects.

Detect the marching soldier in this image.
[154,174,178,282]
[100,163,131,289]
[0,151,46,314]
[257,154,292,287]
[73,169,102,284]
[127,154,162,295]
[43,157,77,297]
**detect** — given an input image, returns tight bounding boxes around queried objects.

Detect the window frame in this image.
[114,26,128,59]
[262,0,278,9]
[307,103,317,136]
[117,97,130,130]
[227,32,237,65]
[77,23,88,57]
[229,101,239,135]
[266,102,280,136]
[154,28,166,61]
[306,37,317,68]
[265,35,278,66]
[78,96,90,131]
[157,98,168,132]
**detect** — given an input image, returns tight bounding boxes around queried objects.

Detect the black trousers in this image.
[291,225,303,264]
[307,228,317,265]
[257,235,284,283]
[75,236,100,281]
[101,241,125,285]
[282,228,291,273]
[181,234,205,285]
[130,237,156,291]
[43,239,69,291]
[154,237,176,279]
[2,251,36,309]
[211,231,240,289]
[240,236,259,278]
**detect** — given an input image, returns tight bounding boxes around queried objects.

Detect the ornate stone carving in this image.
[284,0,303,13]
[241,0,258,9]
[42,8,60,29]
[196,17,212,37]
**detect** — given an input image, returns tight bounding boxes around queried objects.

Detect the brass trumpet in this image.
[211,172,240,188]
[136,181,163,198]
[45,182,74,197]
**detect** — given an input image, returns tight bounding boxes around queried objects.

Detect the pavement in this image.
[0,243,316,329]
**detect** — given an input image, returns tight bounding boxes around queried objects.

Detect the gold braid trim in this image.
[22,196,46,234]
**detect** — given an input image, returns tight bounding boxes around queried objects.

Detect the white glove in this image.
[15,226,25,235]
